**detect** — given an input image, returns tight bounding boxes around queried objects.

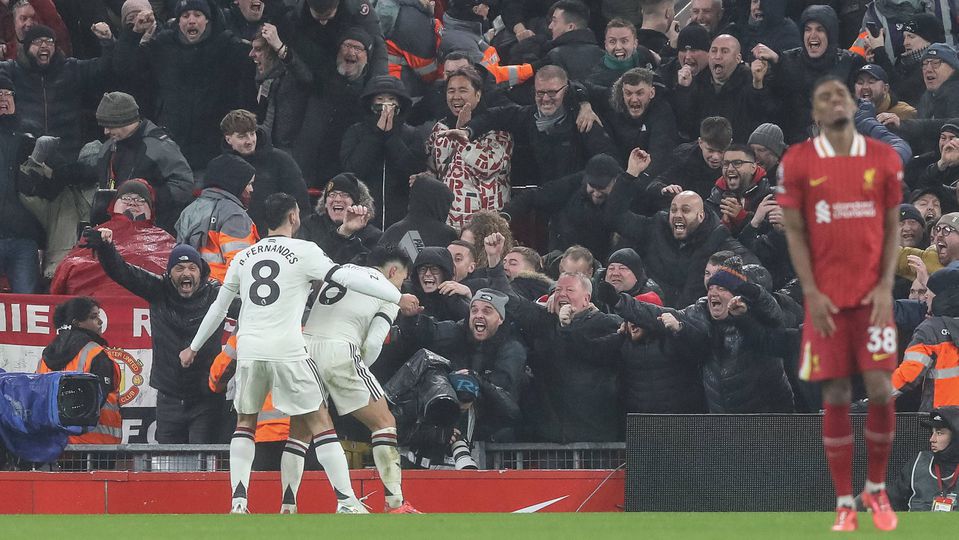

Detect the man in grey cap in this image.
[93,91,194,233]
[407,284,527,442]
[747,123,786,178]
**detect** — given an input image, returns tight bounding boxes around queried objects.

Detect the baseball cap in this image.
[857,64,888,83]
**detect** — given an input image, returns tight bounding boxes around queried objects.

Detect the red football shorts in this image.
[798,305,898,381]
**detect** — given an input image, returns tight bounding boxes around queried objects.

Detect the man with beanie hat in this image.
[298,172,382,264]
[405,262,526,443]
[85,223,227,444]
[658,24,710,92]
[918,44,959,124]
[603,247,661,303]
[93,92,194,234]
[219,109,310,236]
[867,12,946,108]
[51,178,177,298]
[887,408,959,510]
[1,0,72,61]
[116,0,255,170]
[175,154,258,283]
[748,123,786,173]
[899,203,927,249]
[0,22,114,162]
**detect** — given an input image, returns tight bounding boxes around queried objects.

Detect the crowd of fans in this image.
[5,0,959,456]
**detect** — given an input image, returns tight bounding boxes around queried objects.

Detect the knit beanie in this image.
[607,248,647,285]
[904,12,946,45]
[747,123,787,158]
[338,26,374,53]
[584,154,622,188]
[116,179,154,210]
[121,0,153,26]
[174,0,212,19]
[707,260,748,292]
[325,172,362,202]
[167,244,203,274]
[471,288,509,320]
[21,25,56,45]
[922,43,959,73]
[898,203,923,225]
[96,92,140,128]
[677,23,710,52]
[0,74,14,93]
[204,154,256,198]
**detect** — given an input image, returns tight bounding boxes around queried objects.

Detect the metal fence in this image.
[13,442,626,472]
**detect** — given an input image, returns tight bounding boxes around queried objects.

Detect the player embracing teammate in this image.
[181,193,421,514]
[779,77,902,531]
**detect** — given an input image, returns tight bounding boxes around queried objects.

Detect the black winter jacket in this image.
[504,170,617,260]
[228,129,311,235]
[0,120,43,244]
[497,278,623,442]
[115,8,255,169]
[340,76,428,229]
[95,119,194,233]
[298,211,382,264]
[652,141,723,201]
[606,174,759,308]
[379,175,457,252]
[918,74,959,123]
[601,96,678,179]
[411,316,526,441]
[674,63,779,143]
[466,92,616,186]
[614,296,706,413]
[542,29,605,82]
[674,291,794,413]
[0,42,114,161]
[94,241,226,400]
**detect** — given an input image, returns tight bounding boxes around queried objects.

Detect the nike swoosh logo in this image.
[512,496,568,513]
[809,176,828,187]
[872,352,892,361]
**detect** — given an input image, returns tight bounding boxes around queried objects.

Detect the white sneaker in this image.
[336,500,370,514]
[230,499,249,514]
[280,503,297,514]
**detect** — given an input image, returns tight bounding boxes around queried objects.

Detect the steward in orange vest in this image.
[36,297,121,444]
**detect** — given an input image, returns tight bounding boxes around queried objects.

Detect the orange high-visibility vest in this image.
[387,18,444,84]
[895,340,959,409]
[202,225,259,283]
[209,334,289,442]
[37,342,122,444]
[479,46,533,87]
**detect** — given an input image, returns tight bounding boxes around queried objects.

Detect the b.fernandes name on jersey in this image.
[238,242,299,265]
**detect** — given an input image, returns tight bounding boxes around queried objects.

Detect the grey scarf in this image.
[534,108,568,134]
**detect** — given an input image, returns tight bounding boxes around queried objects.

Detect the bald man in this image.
[674,34,779,143]
[604,177,757,306]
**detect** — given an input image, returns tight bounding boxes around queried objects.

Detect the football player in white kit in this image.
[180,194,420,514]
[304,243,422,513]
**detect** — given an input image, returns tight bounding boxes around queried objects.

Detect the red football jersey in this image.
[777,134,902,309]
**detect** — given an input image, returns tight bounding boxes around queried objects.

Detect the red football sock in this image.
[865,401,896,487]
[823,403,854,498]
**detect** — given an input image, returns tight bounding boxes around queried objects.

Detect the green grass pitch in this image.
[0,513,951,539]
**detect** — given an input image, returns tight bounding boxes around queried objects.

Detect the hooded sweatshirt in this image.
[379,175,457,257]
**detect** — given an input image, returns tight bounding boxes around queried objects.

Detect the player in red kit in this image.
[778,77,902,532]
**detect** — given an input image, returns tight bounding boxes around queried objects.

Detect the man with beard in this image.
[779,76,902,531]
[116,0,255,169]
[217,109,310,235]
[854,64,916,121]
[675,33,779,143]
[888,408,959,510]
[605,156,758,308]
[296,27,374,186]
[175,154,258,283]
[0,23,114,162]
[93,91,194,233]
[600,67,677,179]
[0,0,71,61]
[899,204,927,249]
[747,122,786,177]
[407,280,526,443]
[87,236,226,444]
[912,187,946,225]
[705,144,774,235]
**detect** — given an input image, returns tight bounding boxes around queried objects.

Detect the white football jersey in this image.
[190,236,401,362]
[303,266,400,347]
